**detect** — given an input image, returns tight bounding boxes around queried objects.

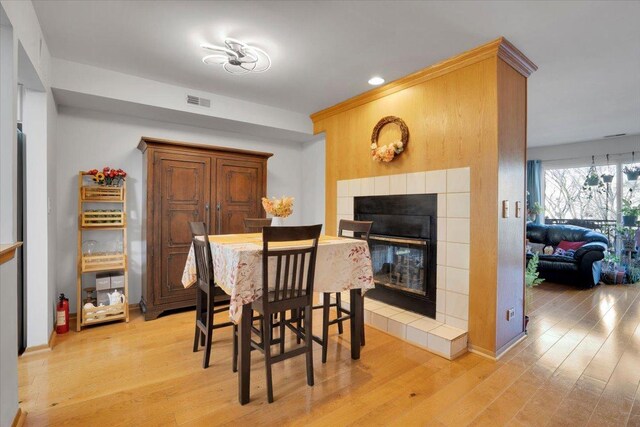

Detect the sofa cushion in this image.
[558,240,586,251]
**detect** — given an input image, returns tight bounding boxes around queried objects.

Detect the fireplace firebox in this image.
[355,194,437,317]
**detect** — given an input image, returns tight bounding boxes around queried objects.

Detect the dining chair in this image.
[243,217,273,233]
[190,222,233,369]
[314,219,372,363]
[241,224,322,403]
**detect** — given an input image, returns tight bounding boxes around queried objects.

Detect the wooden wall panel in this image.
[313,39,535,356]
[496,59,528,353]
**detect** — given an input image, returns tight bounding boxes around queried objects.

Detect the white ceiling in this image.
[33,0,640,147]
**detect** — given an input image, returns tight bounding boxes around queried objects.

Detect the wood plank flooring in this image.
[19,282,640,426]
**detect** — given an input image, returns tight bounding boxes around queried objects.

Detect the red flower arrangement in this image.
[85,167,127,186]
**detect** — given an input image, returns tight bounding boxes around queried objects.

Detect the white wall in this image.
[0,10,18,427]
[56,106,306,312]
[528,134,640,163]
[300,136,326,227]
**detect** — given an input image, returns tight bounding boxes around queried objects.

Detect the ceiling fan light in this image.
[201,38,271,75]
[202,54,229,65]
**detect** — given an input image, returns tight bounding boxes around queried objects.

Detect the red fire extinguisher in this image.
[56,293,70,334]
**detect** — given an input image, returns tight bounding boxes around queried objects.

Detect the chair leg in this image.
[193,289,202,352]
[335,293,344,334]
[263,315,274,403]
[296,308,302,344]
[232,324,238,373]
[279,311,286,355]
[322,293,330,363]
[305,305,314,387]
[202,292,214,369]
[360,301,366,346]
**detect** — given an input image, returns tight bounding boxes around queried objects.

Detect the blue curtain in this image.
[527,160,543,224]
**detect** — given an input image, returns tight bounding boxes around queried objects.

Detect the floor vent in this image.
[186,95,211,108]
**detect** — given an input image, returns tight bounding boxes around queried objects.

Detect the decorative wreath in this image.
[370,116,409,162]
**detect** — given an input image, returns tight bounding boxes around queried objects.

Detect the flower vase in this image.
[271,217,285,227]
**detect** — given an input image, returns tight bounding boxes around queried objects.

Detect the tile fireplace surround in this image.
[336,167,470,359]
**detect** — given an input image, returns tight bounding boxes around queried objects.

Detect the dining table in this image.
[181,232,375,404]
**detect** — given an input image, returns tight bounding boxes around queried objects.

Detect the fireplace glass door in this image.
[369,235,428,296]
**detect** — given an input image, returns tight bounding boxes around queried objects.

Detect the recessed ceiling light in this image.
[368,76,385,86]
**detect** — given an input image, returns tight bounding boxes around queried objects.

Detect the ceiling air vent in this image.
[186,95,211,108]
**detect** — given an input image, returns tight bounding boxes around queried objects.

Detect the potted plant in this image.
[624,165,640,181]
[525,253,545,333]
[616,226,637,251]
[527,202,543,222]
[584,172,602,187]
[601,173,614,184]
[621,199,640,226]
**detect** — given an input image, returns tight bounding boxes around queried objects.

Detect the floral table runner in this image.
[181,233,374,323]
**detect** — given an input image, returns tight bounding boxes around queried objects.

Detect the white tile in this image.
[446,218,470,244]
[406,172,426,194]
[363,298,384,310]
[389,174,407,195]
[446,316,468,332]
[387,319,407,339]
[447,193,470,218]
[425,170,447,194]
[436,289,445,313]
[447,168,470,193]
[427,332,451,358]
[408,317,441,332]
[337,197,354,215]
[361,177,375,196]
[436,312,445,323]
[373,306,404,317]
[437,193,447,217]
[445,266,469,295]
[348,179,361,197]
[437,218,447,242]
[437,265,446,290]
[337,180,348,197]
[342,230,354,237]
[430,324,466,340]
[446,242,470,269]
[370,312,388,331]
[390,311,423,324]
[451,334,468,356]
[364,309,372,325]
[437,241,446,266]
[374,176,390,195]
[406,326,428,347]
[445,291,469,320]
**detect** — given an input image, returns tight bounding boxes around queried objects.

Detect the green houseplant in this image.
[525,253,545,332]
[621,199,640,227]
[527,202,543,222]
[623,165,640,181]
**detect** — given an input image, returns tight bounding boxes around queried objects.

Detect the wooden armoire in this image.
[138,137,272,320]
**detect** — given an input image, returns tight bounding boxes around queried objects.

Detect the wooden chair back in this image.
[261,225,322,310]
[189,221,207,238]
[192,236,214,290]
[244,217,273,233]
[338,219,373,240]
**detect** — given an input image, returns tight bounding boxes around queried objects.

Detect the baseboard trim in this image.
[495,332,527,359]
[12,407,26,427]
[468,345,497,361]
[48,326,56,349]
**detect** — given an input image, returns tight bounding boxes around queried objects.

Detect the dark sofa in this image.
[526,223,608,288]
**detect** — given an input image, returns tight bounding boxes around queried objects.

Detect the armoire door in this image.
[153,151,211,306]
[215,158,264,234]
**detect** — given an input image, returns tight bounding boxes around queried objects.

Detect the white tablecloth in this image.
[182,233,374,322]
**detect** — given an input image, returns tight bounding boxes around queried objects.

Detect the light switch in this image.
[502,200,510,218]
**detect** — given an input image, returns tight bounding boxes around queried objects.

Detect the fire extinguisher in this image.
[56,293,70,334]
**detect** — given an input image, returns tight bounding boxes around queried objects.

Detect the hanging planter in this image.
[624,167,640,181]
[601,174,614,184]
[584,173,601,186]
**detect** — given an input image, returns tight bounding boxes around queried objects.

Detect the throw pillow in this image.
[553,247,567,256]
[543,245,554,255]
[557,240,586,251]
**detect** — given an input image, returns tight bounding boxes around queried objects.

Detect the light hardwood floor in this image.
[19,282,640,426]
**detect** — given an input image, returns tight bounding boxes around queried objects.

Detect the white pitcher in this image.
[108,289,125,305]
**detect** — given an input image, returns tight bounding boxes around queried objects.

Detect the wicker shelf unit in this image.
[76,171,130,331]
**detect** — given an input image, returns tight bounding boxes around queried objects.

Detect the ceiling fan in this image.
[200,38,271,75]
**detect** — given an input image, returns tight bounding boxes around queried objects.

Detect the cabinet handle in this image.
[216,202,221,235]
[204,203,210,234]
